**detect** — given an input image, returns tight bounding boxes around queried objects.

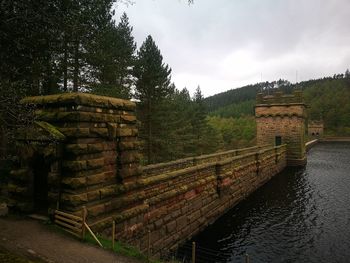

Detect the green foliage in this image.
[206,75,350,137]
[134,35,173,164]
[207,116,256,149]
[209,100,255,118]
[303,78,350,135]
[204,79,292,112]
[88,12,136,99]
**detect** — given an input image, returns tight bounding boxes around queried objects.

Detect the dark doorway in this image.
[32,154,50,213]
[275,136,282,146]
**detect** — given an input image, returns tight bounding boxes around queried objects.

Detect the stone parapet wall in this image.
[142,145,271,177]
[90,144,287,257]
[256,90,303,105]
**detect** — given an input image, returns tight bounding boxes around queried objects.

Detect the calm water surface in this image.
[184,142,350,263]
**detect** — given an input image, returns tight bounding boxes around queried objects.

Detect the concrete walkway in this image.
[0,217,141,263]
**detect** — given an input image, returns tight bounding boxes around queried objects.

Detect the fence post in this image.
[147,230,151,260]
[192,242,196,263]
[245,253,250,263]
[112,220,115,250]
[82,206,87,240]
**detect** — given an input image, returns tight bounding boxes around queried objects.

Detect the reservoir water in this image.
[179,142,350,263]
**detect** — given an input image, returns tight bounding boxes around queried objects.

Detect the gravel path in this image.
[0,217,141,263]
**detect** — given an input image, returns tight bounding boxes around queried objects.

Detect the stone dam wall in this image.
[9,93,288,257]
[92,144,287,257]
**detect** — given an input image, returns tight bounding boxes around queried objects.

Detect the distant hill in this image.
[204,74,350,135]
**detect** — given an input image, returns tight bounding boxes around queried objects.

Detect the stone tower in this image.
[9,93,140,214]
[255,90,307,166]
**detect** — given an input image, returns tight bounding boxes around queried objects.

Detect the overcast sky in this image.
[114,0,350,97]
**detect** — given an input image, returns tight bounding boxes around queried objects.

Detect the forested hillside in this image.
[205,73,350,141]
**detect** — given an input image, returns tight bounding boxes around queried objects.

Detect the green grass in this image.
[83,232,165,263]
[45,221,167,263]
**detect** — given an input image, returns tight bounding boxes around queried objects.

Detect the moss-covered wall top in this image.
[21,93,135,110]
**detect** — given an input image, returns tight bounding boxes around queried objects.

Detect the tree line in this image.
[205,72,350,137]
[0,0,222,164]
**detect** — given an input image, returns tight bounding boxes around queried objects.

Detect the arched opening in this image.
[312,132,315,136]
[316,132,319,136]
[32,154,50,214]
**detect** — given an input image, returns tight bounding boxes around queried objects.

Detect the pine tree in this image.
[133,35,172,164]
[88,12,136,99]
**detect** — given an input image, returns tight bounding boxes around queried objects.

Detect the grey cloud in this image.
[115,0,350,97]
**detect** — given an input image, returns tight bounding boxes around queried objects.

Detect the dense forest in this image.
[1,1,349,166]
[0,0,221,165]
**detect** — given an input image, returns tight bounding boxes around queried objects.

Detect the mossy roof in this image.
[20,93,135,110]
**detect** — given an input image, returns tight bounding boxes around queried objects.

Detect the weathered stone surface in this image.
[62,177,87,189]
[61,193,88,206]
[87,158,104,169]
[21,92,136,111]
[62,160,87,171]
[256,90,306,166]
[87,173,107,185]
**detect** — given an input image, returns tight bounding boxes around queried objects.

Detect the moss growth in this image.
[21,93,136,111]
[34,121,65,141]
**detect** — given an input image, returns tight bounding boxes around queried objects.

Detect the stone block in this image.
[62,193,88,206]
[86,158,104,169]
[120,115,137,124]
[116,128,138,137]
[87,143,104,153]
[88,204,105,217]
[87,173,106,185]
[118,166,141,178]
[62,160,87,171]
[65,144,88,155]
[62,177,86,189]
[87,190,100,202]
[166,220,177,234]
[176,215,187,231]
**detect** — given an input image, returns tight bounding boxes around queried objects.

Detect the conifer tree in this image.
[88,12,136,99]
[133,35,172,164]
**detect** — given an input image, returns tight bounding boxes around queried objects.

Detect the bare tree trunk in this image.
[73,39,79,92]
[63,37,68,92]
[147,98,152,164]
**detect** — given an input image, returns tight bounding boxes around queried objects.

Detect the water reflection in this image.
[183,142,350,263]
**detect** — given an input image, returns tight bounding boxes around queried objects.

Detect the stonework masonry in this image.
[9,93,290,258]
[308,121,324,137]
[255,90,307,166]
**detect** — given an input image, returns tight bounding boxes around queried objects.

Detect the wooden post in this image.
[147,230,151,260]
[192,242,196,263]
[112,220,115,250]
[245,253,250,263]
[82,206,87,240]
[84,222,103,248]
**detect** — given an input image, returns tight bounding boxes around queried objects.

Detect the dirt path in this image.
[0,217,142,263]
